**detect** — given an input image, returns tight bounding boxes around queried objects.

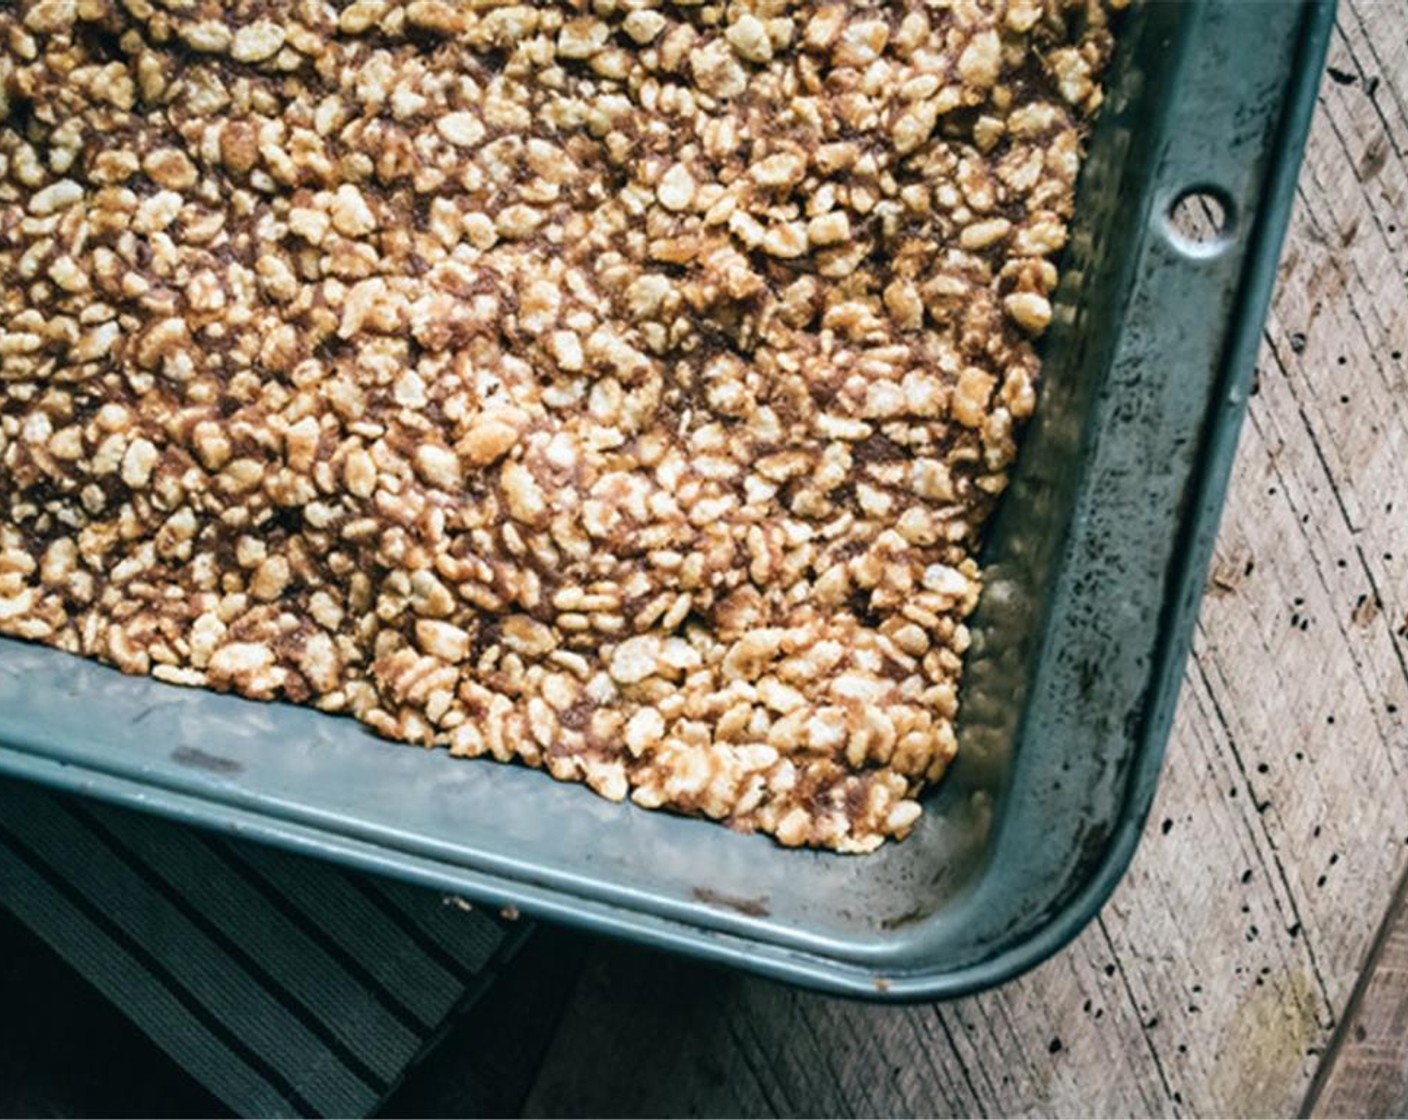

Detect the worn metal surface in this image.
[0,0,1334,998]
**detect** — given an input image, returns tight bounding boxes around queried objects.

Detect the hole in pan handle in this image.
[1163,184,1236,257]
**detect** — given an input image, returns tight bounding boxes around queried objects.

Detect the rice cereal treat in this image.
[0,0,1117,851]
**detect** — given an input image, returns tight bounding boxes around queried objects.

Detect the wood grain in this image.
[524,3,1408,1116]
[1304,867,1408,1119]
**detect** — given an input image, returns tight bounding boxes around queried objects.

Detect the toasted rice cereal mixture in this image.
[0,0,1117,850]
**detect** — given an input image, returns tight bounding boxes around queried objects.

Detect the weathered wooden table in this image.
[2,3,1404,1117]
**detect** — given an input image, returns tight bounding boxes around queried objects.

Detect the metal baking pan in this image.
[0,0,1333,999]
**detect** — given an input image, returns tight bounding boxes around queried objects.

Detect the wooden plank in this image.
[1304,867,1408,1118]
[524,936,1174,1120]
[525,3,1408,1116]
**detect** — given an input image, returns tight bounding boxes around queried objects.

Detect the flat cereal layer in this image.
[0,0,1114,851]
